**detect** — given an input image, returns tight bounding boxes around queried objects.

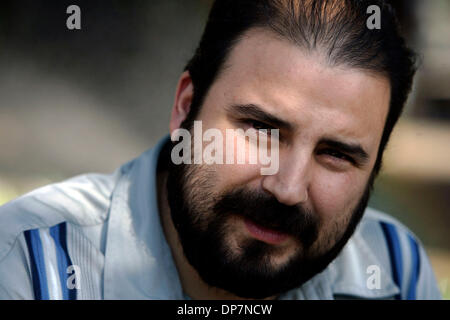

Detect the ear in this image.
[170,71,194,135]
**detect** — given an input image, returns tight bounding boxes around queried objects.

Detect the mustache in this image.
[213,187,320,248]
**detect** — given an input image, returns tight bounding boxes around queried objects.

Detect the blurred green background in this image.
[0,0,448,299]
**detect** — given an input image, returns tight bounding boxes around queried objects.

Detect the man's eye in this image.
[245,119,274,132]
[321,149,354,163]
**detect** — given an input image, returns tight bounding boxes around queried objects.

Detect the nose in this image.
[261,148,311,206]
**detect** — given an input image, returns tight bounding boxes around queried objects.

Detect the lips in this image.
[243,217,289,245]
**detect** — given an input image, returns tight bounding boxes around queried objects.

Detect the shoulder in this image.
[330,207,441,299]
[0,169,124,263]
[360,207,415,235]
[357,206,421,258]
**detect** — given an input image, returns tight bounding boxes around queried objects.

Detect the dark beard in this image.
[164,140,373,299]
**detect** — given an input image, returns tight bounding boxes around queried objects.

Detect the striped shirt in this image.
[0,136,442,299]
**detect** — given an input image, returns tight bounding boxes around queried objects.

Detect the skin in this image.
[159,28,391,299]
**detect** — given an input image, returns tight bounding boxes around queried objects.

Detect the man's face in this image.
[167,28,390,298]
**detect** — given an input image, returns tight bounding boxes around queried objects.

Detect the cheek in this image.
[213,162,262,192]
[310,170,365,223]
[205,128,266,191]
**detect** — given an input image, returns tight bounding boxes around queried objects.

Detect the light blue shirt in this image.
[0,135,442,299]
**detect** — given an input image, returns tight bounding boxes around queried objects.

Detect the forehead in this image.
[209,28,391,152]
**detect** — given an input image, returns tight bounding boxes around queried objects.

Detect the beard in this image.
[164,140,374,299]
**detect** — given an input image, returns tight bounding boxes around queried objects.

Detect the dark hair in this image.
[184,0,417,175]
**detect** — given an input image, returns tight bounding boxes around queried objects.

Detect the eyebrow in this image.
[319,138,370,165]
[226,103,370,165]
[226,104,294,131]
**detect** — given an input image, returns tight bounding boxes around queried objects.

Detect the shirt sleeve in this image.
[415,244,442,300]
[0,233,35,300]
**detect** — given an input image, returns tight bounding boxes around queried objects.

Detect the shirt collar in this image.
[326,223,401,299]
[103,135,184,299]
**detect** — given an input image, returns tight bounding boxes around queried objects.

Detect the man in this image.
[0,0,442,299]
